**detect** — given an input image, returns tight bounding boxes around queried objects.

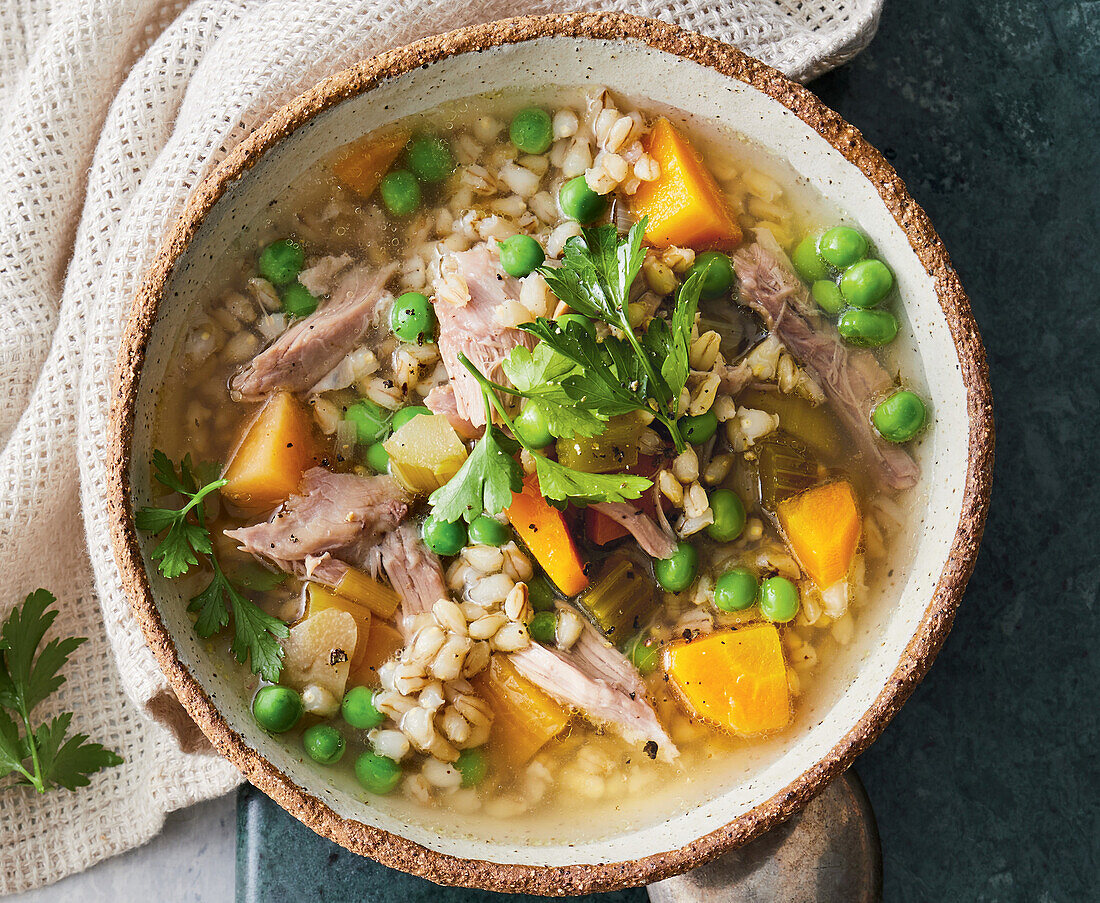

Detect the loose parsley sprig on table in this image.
[0,590,123,792]
[136,451,288,682]
[428,356,651,523]
[530,218,706,453]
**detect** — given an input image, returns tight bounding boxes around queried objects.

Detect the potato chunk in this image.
[281,608,357,702]
[382,413,468,494]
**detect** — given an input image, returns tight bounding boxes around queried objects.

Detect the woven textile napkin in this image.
[0,0,880,892]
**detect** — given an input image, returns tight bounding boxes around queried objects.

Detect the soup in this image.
[143,88,927,821]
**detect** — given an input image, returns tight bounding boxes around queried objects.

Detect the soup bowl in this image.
[108,12,993,894]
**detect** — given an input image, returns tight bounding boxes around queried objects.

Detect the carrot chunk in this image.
[664,624,790,736]
[348,619,404,687]
[630,118,741,250]
[505,475,589,596]
[472,656,570,766]
[777,481,861,588]
[221,392,321,512]
[332,129,409,197]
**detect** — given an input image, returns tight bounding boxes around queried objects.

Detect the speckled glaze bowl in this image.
[108,13,994,895]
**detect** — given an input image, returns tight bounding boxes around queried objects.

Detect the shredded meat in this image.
[432,245,535,427]
[378,522,449,631]
[297,253,353,297]
[589,502,676,559]
[424,384,481,440]
[224,469,408,571]
[230,262,396,401]
[731,242,919,490]
[509,617,677,760]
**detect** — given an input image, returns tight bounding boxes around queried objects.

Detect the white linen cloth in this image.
[0,0,881,893]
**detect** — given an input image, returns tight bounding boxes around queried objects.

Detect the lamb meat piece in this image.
[376,522,449,631]
[432,245,535,427]
[588,502,677,559]
[509,618,678,760]
[424,384,481,440]
[731,242,920,491]
[224,469,409,567]
[230,262,396,401]
[297,253,354,297]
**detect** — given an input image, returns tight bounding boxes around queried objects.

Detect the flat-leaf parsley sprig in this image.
[0,590,123,792]
[136,451,288,681]
[428,356,651,523]
[529,218,707,453]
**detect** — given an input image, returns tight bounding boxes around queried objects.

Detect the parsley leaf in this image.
[532,218,709,452]
[428,401,524,524]
[136,452,225,579]
[0,590,122,792]
[533,455,650,507]
[538,220,646,329]
[501,344,606,439]
[188,558,288,683]
[138,451,290,681]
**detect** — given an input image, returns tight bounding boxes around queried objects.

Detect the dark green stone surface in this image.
[237,2,1099,899]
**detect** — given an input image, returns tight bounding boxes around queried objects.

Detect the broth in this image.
[147,87,926,826]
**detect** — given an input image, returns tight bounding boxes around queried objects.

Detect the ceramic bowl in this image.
[108,12,994,894]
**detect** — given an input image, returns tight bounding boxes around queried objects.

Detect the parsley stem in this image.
[18,701,44,792]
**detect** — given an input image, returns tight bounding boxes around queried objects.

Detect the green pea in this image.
[468,515,509,547]
[625,633,659,675]
[556,312,597,338]
[513,402,554,449]
[655,541,698,593]
[365,442,390,474]
[379,170,421,217]
[837,308,899,347]
[840,259,894,309]
[758,576,800,622]
[688,251,735,300]
[455,748,488,788]
[509,107,554,154]
[714,568,758,612]
[302,724,346,765]
[341,686,384,730]
[528,610,558,644]
[498,234,546,277]
[281,282,319,318]
[678,411,718,446]
[345,399,391,444]
[811,280,845,316]
[526,573,558,612]
[405,134,454,182]
[258,239,304,286]
[817,227,868,268]
[251,685,303,733]
[706,489,746,542]
[421,514,467,556]
[559,175,608,224]
[392,405,432,431]
[872,390,927,443]
[792,235,830,283]
[355,751,402,795]
[390,291,436,342]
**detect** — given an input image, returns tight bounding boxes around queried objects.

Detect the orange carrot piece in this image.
[630,118,741,250]
[332,128,409,197]
[664,624,790,736]
[347,619,405,688]
[505,475,589,596]
[221,392,321,512]
[472,656,570,766]
[777,481,861,588]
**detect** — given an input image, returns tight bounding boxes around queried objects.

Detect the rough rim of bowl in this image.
[107,11,994,895]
